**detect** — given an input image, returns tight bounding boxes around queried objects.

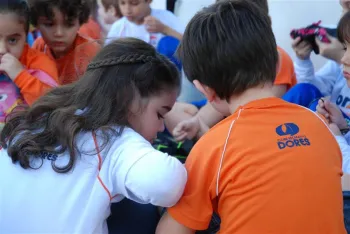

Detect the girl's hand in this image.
[0,53,23,80]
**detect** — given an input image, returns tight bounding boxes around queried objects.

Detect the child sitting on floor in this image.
[29,0,101,85]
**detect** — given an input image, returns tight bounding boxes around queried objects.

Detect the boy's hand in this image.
[292,37,312,60]
[315,35,344,63]
[316,98,348,129]
[172,116,200,142]
[0,53,24,81]
[144,16,166,34]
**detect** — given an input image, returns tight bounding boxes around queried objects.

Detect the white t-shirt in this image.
[106,8,185,47]
[0,128,187,233]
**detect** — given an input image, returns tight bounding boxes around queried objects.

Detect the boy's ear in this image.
[193,80,217,102]
[146,0,153,4]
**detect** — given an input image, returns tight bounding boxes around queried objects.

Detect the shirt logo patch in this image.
[276,123,310,149]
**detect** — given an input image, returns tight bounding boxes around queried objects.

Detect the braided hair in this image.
[1,38,181,173]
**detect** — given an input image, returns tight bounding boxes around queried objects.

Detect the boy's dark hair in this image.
[217,0,268,13]
[29,0,90,26]
[102,0,122,18]
[1,38,180,173]
[338,10,350,44]
[178,0,278,100]
[0,0,30,34]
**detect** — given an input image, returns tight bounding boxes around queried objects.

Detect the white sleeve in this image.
[106,130,187,207]
[335,135,350,174]
[294,58,341,96]
[105,19,124,45]
[124,151,187,207]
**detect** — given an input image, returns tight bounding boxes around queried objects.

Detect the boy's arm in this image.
[295,58,341,96]
[144,14,184,41]
[156,212,194,234]
[163,25,183,40]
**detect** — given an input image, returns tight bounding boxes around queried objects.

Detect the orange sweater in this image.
[16,44,59,105]
[79,17,102,40]
[33,33,101,85]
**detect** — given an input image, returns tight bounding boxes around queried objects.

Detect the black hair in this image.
[29,0,91,26]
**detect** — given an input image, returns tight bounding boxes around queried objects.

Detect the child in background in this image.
[79,0,103,40]
[0,0,58,125]
[97,0,122,30]
[30,0,101,85]
[106,0,184,69]
[0,38,186,233]
[156,0,345,233]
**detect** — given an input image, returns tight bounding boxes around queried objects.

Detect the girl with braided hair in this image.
[0,37,187,233]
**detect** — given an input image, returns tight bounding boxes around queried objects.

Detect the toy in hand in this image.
[0,74,23,124]
[290,21,337,54]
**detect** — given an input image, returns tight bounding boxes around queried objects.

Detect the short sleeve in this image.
[168,138,218,230]
[105,19,124,45]
[101,129,187,207]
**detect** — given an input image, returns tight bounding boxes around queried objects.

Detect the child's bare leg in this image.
[164,102,199,134]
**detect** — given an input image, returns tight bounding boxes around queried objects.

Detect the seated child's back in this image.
[30,0,100,85]
[157,1,346,233]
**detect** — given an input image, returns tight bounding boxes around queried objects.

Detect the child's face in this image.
[119,0,151,24]
[36,7,80,58]
[128,89,178,143]
[97,0,119,25]
[0,13,26,60]
[341,41,350,88]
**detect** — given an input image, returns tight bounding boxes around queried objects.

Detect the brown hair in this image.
[338,10,350,44]
[0,0,30,34]
[179,0,278,100]
[1,38,180,173]
[29,0,91,26]
[102,0,122,18]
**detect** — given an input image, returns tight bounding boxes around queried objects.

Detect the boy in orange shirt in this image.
[156,0,346,233]
[165,0,297,140]
[29,0,101,85]
[0,0,58,125]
